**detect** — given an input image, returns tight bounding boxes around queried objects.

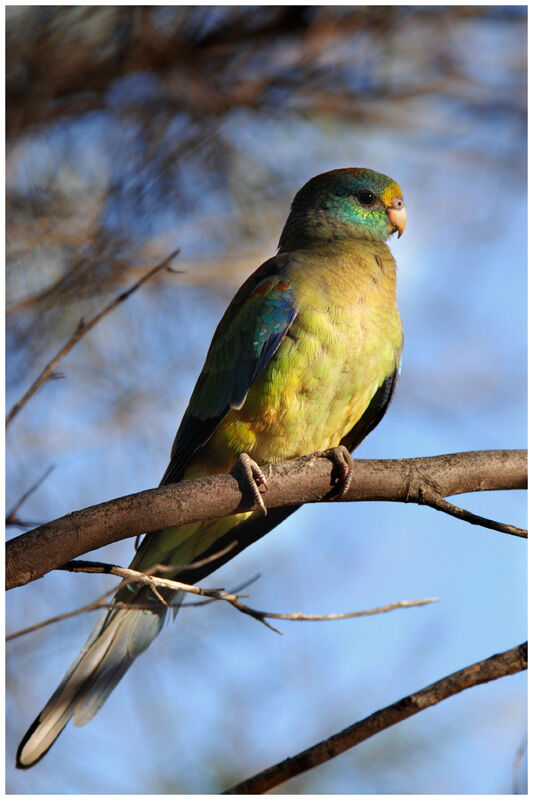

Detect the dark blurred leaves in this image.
[6,6,526,385]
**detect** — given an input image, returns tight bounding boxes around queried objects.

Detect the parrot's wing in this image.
[161,266,297,485]
[341,364,400,453]
[171,364,402,584]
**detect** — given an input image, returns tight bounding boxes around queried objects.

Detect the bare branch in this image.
[254,597,439,623]
[140,541,239,572]
[181,573,261,608]
[224,642,528,794]
[203,595,439,636]
[414,487,525,537]
[5,249,181,427]
[5,588,117,641]
[6,559,437,640]
[6,573,263,641]
[6,449,526,591]
[6,517,46,529]
[6,466,55,526]
[58,559,247,603]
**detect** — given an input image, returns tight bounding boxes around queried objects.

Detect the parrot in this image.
[16,167,406,768]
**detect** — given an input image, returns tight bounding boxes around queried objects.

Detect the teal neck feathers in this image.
[278,167,404,252]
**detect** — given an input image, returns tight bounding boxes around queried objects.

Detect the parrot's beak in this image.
[387,198,406,238]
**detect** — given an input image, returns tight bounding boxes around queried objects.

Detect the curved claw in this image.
[314,445,354,499]
[237,453,269,516]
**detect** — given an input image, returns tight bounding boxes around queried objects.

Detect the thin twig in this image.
[59,559,244,601]
[5,588,117,641]
[6,574,263,641]
[55,560,437,636]
[147,583,169,607]
[250,597,439,623]
[181,573,261,607]
[148,541,239,573]
[5,518,46,529]
[424,494,526,537]
[5,465,55,526]
[224,642,528,794]
[6,249,181,427]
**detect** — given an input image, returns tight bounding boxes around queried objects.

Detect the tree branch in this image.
[6,449,526,591]
[5,587,117,641]
[5,249,181,427]
[423,493,526,537]
[6,572,263,641]
[223,642,528,794]
[6,465,55,527]
[6,559,437,640]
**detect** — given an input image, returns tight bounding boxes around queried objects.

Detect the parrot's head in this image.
[278,168,406,249]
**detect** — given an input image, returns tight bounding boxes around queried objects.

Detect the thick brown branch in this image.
[224,642,528,794]
[6,449,526,590]
[5,249,181,427]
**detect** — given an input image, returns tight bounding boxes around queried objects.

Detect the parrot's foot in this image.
[314,445,354,499]
[236,453,268,516]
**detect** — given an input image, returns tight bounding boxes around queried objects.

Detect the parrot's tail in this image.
[16,585,177,769]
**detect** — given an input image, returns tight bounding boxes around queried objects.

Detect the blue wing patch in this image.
[160,274,297,485]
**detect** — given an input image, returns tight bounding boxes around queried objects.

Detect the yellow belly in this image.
[192,292,400,472]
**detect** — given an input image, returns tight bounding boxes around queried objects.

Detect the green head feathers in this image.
[278,167,406,249]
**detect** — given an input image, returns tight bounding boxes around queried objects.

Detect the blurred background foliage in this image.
[6,6,526,794]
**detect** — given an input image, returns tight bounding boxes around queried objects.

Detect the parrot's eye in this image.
[357,190,375,206]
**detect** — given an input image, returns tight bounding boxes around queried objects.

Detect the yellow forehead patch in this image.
[381,182,403,206]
